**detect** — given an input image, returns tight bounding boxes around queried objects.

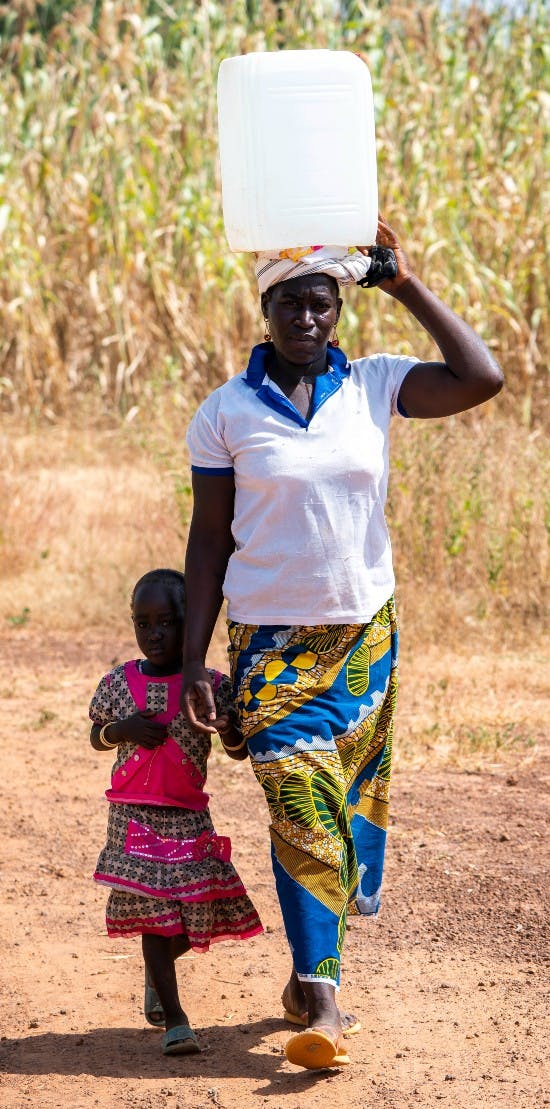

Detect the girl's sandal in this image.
[161,1023,200,1056]
[144,967,165,1028]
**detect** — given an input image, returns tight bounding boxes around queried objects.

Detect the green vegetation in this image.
[0,0,546,418]
[6,605,31,626]
[0,1,547,631]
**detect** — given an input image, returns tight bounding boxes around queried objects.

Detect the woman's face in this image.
[261,274,342,365]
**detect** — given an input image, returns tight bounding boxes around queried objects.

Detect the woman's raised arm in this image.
[374,216,504,418]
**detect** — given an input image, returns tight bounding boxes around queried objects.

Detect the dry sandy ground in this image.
[0,629,548,1109]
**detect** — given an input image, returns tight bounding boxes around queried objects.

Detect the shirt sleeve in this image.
[186,391,234,474]
[89,673,114,726]
[387,354,420,417]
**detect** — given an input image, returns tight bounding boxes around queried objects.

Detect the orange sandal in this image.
[285,1028,351,1070]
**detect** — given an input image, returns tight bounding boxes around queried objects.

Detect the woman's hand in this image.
[374,215,414,293]
[182,661,220,734]
[357,214,414,294]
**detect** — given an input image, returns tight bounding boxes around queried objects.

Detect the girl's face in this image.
[132,582,183,675]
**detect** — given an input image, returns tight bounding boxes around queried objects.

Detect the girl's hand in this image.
[214,713,232,738]
[113,711,168,749]
[216,713,249,761]
[182,662,219,734]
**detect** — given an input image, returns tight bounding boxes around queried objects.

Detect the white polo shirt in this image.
[186,343,417,626]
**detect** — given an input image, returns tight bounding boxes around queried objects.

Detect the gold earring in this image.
[263,317,271,342]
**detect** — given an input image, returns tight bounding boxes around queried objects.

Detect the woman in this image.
[181,216,503,1070]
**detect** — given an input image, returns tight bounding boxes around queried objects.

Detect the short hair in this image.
[131,568,186,622]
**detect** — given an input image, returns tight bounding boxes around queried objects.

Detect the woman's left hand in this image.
[357,214,414,294]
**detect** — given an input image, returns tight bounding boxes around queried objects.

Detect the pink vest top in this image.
[105,662,222,810]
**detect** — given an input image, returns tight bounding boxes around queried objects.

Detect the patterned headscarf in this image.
[255,244,372,295]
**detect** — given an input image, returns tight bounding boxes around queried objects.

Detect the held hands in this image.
[181,661,224,735]
[181,663,248,758]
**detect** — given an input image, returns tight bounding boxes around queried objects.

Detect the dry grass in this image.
[1,415,546,641]
[0,1,546,423]
[1,419,546,768]
[388,412,549,633]
[0,424,185,631]
[392,640,547,771]
[0,4,547,755]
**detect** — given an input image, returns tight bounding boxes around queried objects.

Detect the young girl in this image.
[90,568,262,1056]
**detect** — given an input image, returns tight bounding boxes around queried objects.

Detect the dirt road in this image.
[0,630,548,1108]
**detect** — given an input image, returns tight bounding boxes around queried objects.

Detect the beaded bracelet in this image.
[98,722,119,749]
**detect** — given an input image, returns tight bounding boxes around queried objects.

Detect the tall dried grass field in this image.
[0,1,546,419]
[0,1,548,653]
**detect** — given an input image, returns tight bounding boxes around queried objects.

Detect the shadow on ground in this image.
[0,1019,345,1096]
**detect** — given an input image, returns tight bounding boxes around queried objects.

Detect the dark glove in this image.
[357,245,398,287]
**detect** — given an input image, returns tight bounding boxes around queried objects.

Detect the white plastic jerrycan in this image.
[217,49,378,253]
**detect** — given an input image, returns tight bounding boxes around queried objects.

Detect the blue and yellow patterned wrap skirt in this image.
[228,597,398,988]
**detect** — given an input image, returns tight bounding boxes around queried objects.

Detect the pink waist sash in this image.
[124,820,231,864]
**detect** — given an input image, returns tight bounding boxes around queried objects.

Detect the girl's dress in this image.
[90,660,262,950]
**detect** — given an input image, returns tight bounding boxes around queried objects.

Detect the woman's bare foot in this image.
[282,970,361,1034]
[285,979,348,1069]
[281,971,306,1020]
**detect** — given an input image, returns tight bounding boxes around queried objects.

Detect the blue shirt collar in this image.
[243,342,350,429]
